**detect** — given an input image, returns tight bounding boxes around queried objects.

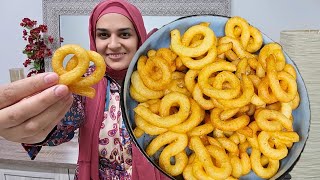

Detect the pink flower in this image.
[39,25,48,33]
[48,36,54,43]
[23,59,31,67]
[27,70,37,77]
[21,17,63,76]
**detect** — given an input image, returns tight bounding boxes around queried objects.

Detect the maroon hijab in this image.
[89,0,147,82]
[79,0,168,179]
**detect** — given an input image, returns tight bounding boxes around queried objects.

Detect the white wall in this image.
[1,0,320,84]
[0,0,42,84]
[231,0,320,42]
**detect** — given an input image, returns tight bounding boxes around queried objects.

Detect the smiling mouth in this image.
[107,53,126,59]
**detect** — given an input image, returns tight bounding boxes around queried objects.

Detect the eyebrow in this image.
[96,28,133,32]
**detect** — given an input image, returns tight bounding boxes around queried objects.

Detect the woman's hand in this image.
[0,72,73,144]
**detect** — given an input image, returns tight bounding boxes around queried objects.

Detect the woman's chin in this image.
[107,64,127,71]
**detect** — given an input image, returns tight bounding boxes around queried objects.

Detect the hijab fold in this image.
[78,0,168,179]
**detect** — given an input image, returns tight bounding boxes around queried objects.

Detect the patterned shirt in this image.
[23,75,132,180]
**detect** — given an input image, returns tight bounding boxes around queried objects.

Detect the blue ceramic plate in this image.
[121,15,311,180]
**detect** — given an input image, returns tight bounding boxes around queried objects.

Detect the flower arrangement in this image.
[20,18,63,77]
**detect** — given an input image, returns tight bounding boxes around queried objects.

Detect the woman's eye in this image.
[121,33,131,39]
[98,33,109,38]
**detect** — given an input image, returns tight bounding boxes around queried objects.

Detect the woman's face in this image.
[95,13,139,70]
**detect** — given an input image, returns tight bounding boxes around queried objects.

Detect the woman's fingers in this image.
[0,72,59,109]
[1,93,73,143]
[19,95,74,144]
[0,84,70,129]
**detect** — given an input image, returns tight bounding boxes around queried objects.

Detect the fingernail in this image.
[44,73,58,84]
[54,85,69,97]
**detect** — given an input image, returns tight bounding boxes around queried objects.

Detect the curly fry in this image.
[225,16,250,49]
[217,75,254,109]
[198,61,240,100]
[134,92,190,128]
[250,148,280,179]
[259,43,286,71]
[190,137,232,180]
[170,99,205,133]
[137,56,172,90]
[171,25,215,57]
[211,108,250,132]
[255,109,293,131]
[258,131,288,160]
[266,55,297,102]
[146,131,188,176]
[51,44,106,98]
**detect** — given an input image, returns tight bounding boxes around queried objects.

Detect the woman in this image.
[23,0,169,179]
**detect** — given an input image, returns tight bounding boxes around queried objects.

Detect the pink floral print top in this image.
[22,75,133,180]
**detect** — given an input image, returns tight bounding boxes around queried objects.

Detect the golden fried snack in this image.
[135,114,167,136]
[247,26,263,53]
[134,92,190,128]
[246,121,261,149]
[192,84,215,110]
[190,136,232,180]
[171,25,215,57]
[155,48,177,72]
[250,148,280,179]
[255,109,293,131]
[229,152,251,178]
[198,61,240,100]
[189,22,211,45]
[133,127,144,138]
[169,99,205,133]
[248,58,265,78]
[259,43,286,71]
[187,123,214,137]
[217,42,233,55]
[217,75,254,109]
[147,49,156,57]
[235,57,249,79]
[258,131,289,160]
[216,137,239,155]
[219,36,256,59]
[184,69,199,93]
[146,131,188,176]
[137,55,172,90]
[165,73,191,97]
[266,55,297,103]
[51,44,106,98]
[211,108,250,132]
[129,85,149,103]
[180,47,217,70]
[130,16,302,179]
[130,71,164,100]
[225,16,250,49]
[291,92,300,110]
[258,77,278,104]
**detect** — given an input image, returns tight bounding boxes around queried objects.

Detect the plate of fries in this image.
[121,15,310,180]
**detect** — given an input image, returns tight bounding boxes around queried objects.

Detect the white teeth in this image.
[108,53,124,58]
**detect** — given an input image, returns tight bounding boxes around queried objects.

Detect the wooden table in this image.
[0,137,78,169]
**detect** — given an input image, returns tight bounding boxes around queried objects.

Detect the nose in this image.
[108,35,121,49]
